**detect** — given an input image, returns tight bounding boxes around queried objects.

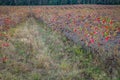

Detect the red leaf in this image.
[105,36,110,42]
[102,19,106,24]
[97,17,100,21]
[90,38,94,44]
[110,20,113,24]
[73,28,77,32]
[2,56,8,63]
[2,43,9,47]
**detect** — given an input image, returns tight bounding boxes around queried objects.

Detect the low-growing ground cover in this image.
[33,5,120,78]
[0,18,112,80]
[0,5,120,79]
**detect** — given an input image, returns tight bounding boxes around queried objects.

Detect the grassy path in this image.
[0,18,111,80]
